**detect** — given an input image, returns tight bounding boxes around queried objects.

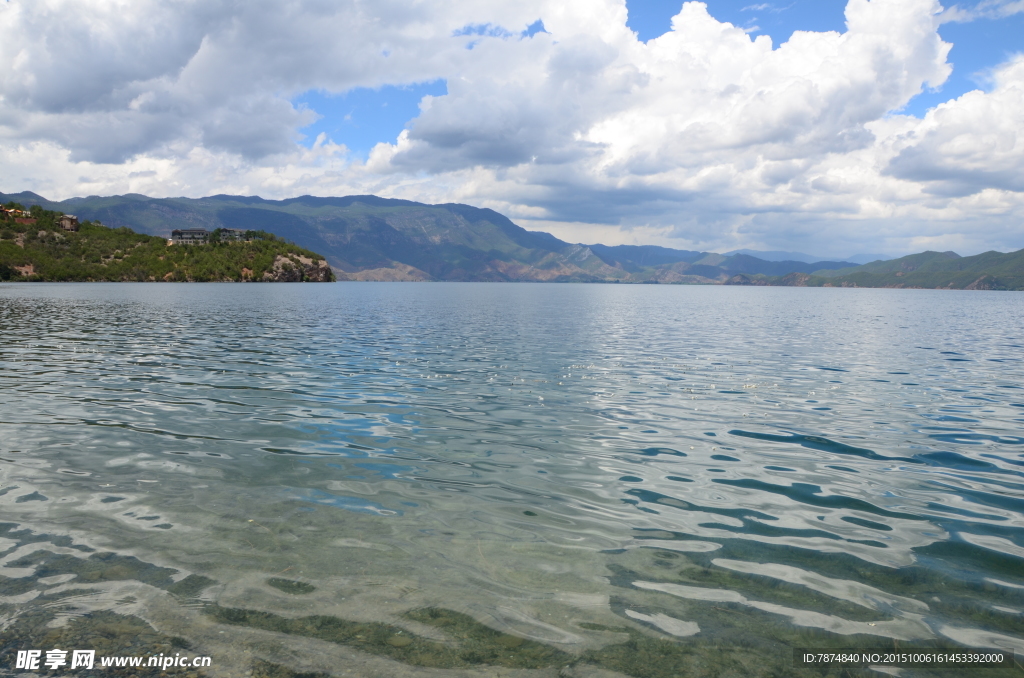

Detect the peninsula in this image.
[0,201,334,282]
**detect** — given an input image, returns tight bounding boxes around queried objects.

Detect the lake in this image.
[2,282,1023,677]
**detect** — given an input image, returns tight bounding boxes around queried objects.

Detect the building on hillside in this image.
[59,215,80,232]
[219,228,247,241]
[2,208,36,224]
[171,228,209,245]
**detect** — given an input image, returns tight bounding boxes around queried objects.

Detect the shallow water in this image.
[2,282,1024,677]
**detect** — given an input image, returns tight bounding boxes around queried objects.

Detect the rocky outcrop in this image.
[777,272,810,286]
[334,262,431,281]
[965,275,998,290]
[725,271,814,287]
[725,274,767,286]
[262,255,335,282]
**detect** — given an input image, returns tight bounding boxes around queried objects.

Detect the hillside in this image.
[728,249,1024,290]
[0,191,857,283]
[0,202,333,282]
[811,251,961,277]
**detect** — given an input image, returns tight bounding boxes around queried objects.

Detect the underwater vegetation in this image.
[4,515,1024,678]
[207,605,570,670]
[267,578,317,595]
[0,609,194,678]
[206,599,1023,678]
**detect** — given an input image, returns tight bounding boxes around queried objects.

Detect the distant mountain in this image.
[719,254,855,276]
[727,249,1024,290]
[587,244,705,269]
[725,248,893,265]
[846,253,894,265]
[3,191,1005,286]
[811,251,962,278]
[725,249,836,264]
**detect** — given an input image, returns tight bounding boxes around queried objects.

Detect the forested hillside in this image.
[726,249,1024,290]
[0,202,333,282]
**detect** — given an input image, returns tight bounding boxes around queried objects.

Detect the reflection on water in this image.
[2,282,1024,677]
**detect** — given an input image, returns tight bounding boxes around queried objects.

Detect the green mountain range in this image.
[2,190,1021,288]
[726,249,1024,290]
[0,191,858,283]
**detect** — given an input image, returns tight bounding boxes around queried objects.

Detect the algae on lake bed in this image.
[206,605,570,670]
[1,608,194,676]
[267,577,316,595]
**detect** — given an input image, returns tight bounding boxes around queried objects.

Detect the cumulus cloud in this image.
[1,0,1023,256]
[0,0,531,161]
[885,57,1024,196]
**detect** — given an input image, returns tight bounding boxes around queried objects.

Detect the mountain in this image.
[587,244,705,269]
[724,248,896,266]
[0,192,872,282]
[718,254,855,276]
[811,251,962,278]
[846,253,894,265]
[3,191,1001,286]
[725,249,833,263]
[2,191,621,282]
[725,249,893,265]
[727,249,1024,290]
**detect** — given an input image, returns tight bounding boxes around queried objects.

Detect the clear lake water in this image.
[1,282,1023,677]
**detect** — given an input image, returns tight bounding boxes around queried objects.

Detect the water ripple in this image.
[3,283,1024,673]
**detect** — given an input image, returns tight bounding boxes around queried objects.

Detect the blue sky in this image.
[295,82,448,155]
[294,0,1024,157]
[904,10,1024,114]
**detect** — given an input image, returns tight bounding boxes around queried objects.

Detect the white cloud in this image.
[941,0,1024,22]
[1,0,1023,257]
[885,57,1024,196]
[0,0,532,161]
[741,3,793,13]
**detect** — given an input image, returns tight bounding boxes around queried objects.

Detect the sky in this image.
[1,0,1023,258]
